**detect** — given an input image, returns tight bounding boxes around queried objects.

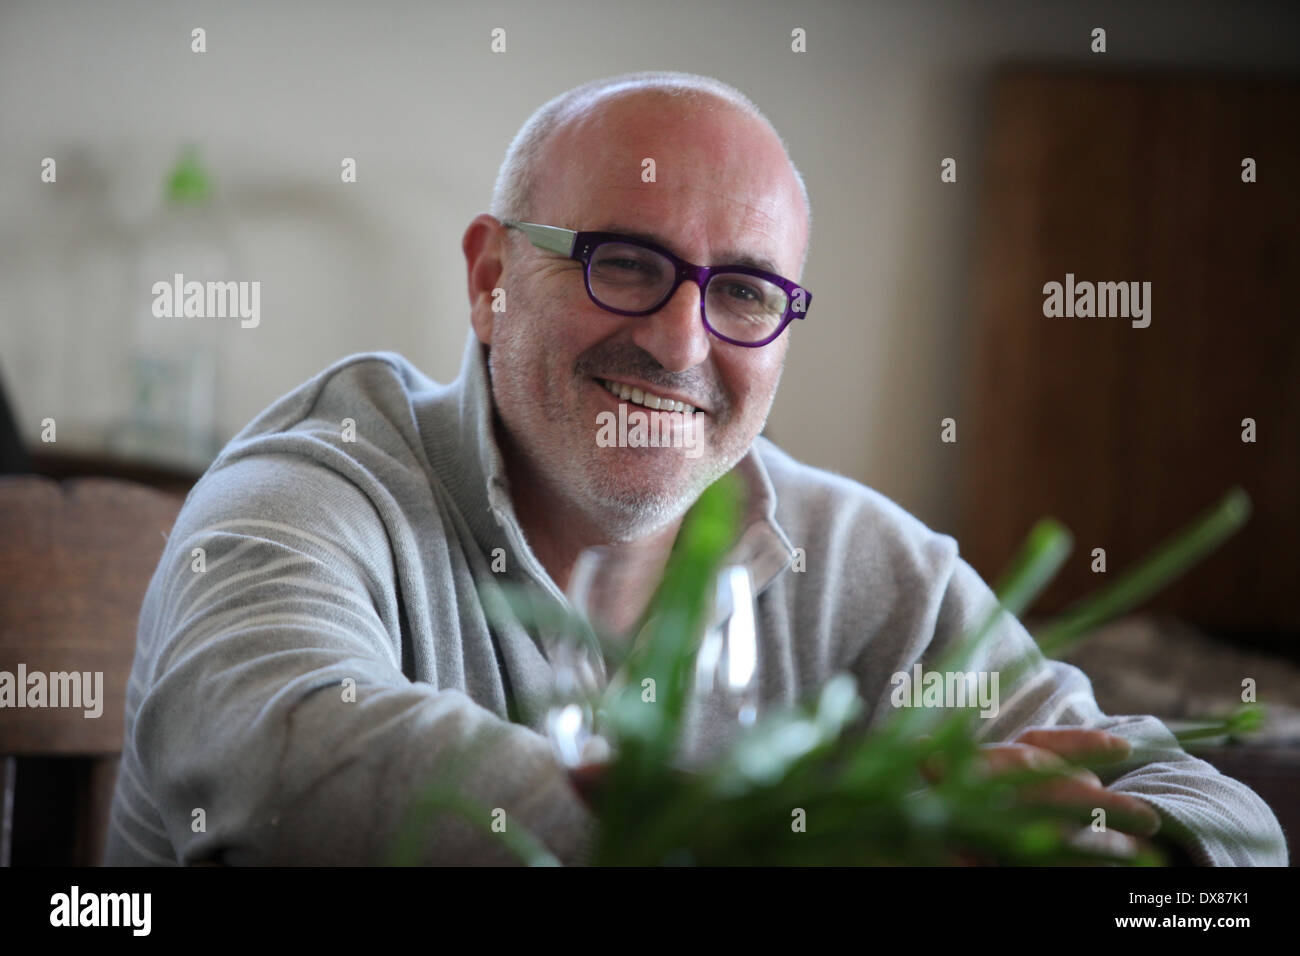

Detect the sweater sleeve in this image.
[919,548,1288,867]
[127,454,594,866]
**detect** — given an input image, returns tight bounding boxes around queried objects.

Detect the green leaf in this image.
[1036,487,1251,657]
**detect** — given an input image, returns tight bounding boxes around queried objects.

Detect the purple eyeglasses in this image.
[502,219,811,347]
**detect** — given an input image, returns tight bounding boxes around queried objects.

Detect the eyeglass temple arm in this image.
[501,220,577,257]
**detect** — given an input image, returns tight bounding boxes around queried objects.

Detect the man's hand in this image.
[925,727,1164,862]
[983,728,1161,836]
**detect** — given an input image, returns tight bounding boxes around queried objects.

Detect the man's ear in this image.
[463,213,507,346]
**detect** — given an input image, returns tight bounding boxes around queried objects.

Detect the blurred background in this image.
[1,0,1298,864]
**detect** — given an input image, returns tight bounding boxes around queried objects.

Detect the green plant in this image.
[394,482,1269,866]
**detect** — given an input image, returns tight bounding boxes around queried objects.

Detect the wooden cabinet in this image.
[958,70,1300,651]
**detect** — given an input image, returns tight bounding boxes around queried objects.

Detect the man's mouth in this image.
[598,378,699,415]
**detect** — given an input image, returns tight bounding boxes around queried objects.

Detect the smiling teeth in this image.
[602,379,695,414]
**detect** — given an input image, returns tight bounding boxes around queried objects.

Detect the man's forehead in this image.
[587,210,786,276]
[554,175,802,277]
[537,94,806,273]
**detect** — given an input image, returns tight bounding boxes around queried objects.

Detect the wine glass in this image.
[542,635,610,769]
[542,545,627,770]
[680,563,760,767]
[543,548,760,772]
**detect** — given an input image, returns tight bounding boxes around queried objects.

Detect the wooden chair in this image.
[0,475,184,865]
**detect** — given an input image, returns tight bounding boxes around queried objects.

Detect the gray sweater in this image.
[104,330,1288,866]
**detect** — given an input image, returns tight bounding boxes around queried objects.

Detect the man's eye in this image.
[721,281,762,303]
[591,255,665,287]
[601,257,650,272]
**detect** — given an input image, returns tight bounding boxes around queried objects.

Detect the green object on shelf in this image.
[166,147,213,204]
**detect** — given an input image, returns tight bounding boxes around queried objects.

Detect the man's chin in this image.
[578,472,703,541]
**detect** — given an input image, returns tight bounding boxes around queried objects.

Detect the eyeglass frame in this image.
[501,219,811,348]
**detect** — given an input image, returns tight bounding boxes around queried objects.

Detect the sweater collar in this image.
[433,329,796,605]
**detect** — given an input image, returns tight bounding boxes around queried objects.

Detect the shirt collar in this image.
[431,329,797,604]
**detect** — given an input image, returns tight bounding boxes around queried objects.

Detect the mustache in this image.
[575,342,724,413]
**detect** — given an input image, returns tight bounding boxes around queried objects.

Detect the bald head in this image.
[491,71,811,277]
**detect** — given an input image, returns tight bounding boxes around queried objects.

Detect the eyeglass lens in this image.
[587,241,788,343]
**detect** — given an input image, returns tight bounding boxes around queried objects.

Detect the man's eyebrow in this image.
[593,224,784,276]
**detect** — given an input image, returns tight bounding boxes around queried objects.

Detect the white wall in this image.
[2,0,1295,530]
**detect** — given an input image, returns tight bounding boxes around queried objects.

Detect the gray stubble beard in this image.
[487,343,747,545]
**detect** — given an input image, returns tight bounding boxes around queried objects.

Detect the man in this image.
[105,71,1286,866]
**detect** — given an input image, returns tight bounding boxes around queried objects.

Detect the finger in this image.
[979,743,1103,789]
[1065,825,1140,861]
[1014,727,1132,764]
[932,736,1115,787]
[979,742,1066,775]
[1022,777,1162,837]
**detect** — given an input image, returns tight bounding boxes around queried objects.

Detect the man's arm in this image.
[128,454,592,865]
[918,554,1288,866]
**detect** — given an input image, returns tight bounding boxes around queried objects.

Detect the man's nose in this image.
[630,279,712,373]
